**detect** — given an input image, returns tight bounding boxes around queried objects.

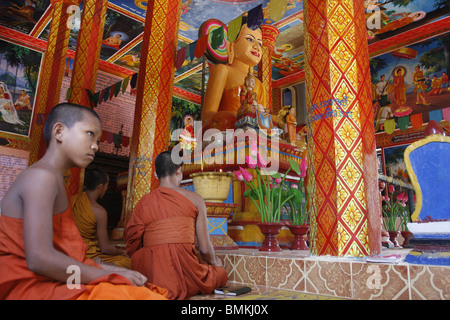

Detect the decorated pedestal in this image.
[181,131,304,249]
[205,202,239,250]
[189,172,239,250]
[403,131,450,265]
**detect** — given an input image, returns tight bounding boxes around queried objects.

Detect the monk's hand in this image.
[118,270,148,287]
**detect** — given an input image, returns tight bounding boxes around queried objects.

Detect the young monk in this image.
[0,103,168,300]
[72,168,131,269]
[125,151,228,300]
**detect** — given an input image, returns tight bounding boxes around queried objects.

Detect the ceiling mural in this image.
[0,0,448,98]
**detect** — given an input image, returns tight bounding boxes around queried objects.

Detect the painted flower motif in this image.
[234,170,243,181]
[274,177,282,184]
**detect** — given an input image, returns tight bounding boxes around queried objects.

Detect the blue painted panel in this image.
[409,141,450,220]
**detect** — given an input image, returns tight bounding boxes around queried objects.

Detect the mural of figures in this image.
[383,144,412,184]
[0,0,50,34]
[365,0,450,44]
[371,31,450,132]
[0,40,41,136]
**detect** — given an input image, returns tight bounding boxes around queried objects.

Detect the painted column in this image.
[28,0,81,165]
[258,25,279,110]
[66,0,108,196]
[68,0,108,106]
[125,0,182,217]
[304,0,381,257]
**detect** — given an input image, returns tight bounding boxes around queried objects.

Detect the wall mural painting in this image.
[38,6,145,62]
[0,0,51,35]
[365,0,450,44]
[383,143,412,184]
[169,96,201,148]
[98,8,144,61]
[114,42,142,73]
[0,39,42,137]
[371,31,450,133]
[272,19,304,81]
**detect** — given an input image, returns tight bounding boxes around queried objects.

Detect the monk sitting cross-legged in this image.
[0,103,168,300]
[72,168,131,269]
[124,151,228,300]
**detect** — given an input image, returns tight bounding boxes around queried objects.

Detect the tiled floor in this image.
[190,248,450,300]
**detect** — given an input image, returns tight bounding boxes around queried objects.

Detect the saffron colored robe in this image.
[125,187,228,300]
[71,192,131,269]
[0,204,168,300]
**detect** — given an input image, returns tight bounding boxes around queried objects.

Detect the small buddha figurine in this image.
[237,69,258,119]
[285,106,297,145]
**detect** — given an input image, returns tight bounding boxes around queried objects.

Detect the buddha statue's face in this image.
[232,24,263,67]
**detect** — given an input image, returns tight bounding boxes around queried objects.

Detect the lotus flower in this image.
[239,167,253,182]
[245,155,257,169]
[299,157,307,178]
[388,184,395,193]
[257,153,267,168]
[274,177,282,184]
[234,170,243,181]
[250,139,258,157]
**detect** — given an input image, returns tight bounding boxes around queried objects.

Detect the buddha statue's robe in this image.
[125,187,228,300]
[71,192,131,269]
[0,203,168,300]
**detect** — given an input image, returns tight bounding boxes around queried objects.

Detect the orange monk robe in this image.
[71,192,131,269]
[125,187,228,300]
[0,205,168,300]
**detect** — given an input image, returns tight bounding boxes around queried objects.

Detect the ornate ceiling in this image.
[0,1,448,100]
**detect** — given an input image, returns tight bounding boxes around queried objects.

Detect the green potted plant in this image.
[282,157,309,250]
[233,140,301,251]
[382,184,409,248]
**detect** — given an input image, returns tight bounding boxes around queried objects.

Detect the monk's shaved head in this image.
[154,151,182,179]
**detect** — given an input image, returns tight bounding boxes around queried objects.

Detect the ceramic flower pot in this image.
[401,231,412,247]
[287,224,309,250]
[257,222,283,252]
[388,231,402,248]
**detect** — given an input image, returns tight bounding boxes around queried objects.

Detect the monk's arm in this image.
[93,205,127,256]
[194,197,222,267]
[22,170,144,286]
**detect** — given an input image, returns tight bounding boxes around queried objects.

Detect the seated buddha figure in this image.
[201,16,266,132]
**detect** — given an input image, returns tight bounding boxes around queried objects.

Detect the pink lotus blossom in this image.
[396,191,408,203]
[239,167,253,182]
[299,157,307,178]
[250,139,258,157]
[245,155,257,169]
[234,170,243,181]
[292,184,299,189]
[388,184,395,193]
[274,178,282,184]
[257,153,267,168]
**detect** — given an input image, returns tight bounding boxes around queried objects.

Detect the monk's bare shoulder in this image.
[175,187,205,208]
[1,164,60,218]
